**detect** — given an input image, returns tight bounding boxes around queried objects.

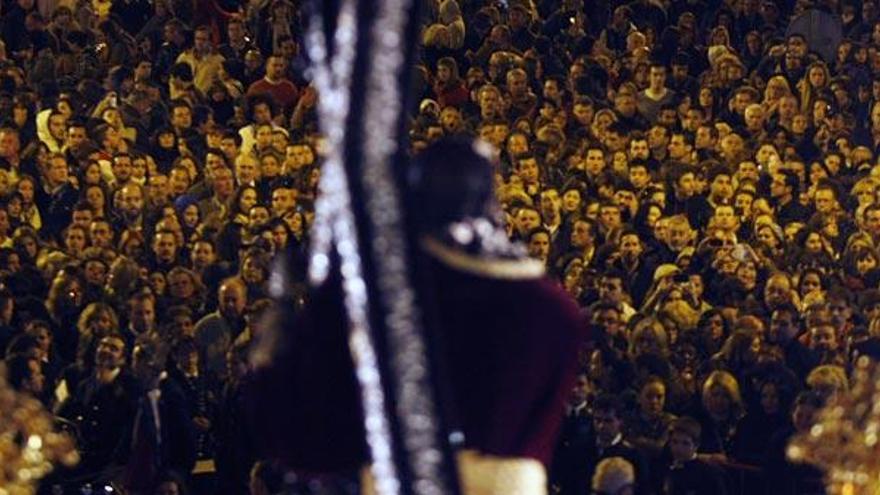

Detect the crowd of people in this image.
[1,0,880,493]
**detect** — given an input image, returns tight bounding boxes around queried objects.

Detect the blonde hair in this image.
[629,317,670,357]
[807,365,849,393]
[702,370,743,411]
[592,457,635,493]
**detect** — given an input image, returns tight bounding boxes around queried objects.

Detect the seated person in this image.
[662,416,727,495]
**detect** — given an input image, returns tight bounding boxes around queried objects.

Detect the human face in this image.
[84,260,107,286]
[734,193,753,217]
[808,66,826,88]
[219,283,247,318]
[593,409,622,445]
[736,261,757,289]
[170,169,190,195]
[666,222,691,251]
[191,241,216,268]
[172,106,192,130]
[540,190,560,218]
[810,325,837,353]
[249,206,270,227]
[738,161,759,182]
[266,56,286,79]
[193,28,211,53]
[694,126,714,151]
[255,125,273,149]
[516,209,541,234]
[181,204,199,228]
[765,276,792,309]
[669,432,697,462]
[600,206,622,230]
[271,188,296,216]
[629,139,649,161]
[213,168,235,198]
[648,66,666,90]
[705,384,732,417]
[805,232,824,253]
[242,256,265,284]
[599,277,624,303]
[584,150,605,176]
[287,144,315,168]
[95,336,125,369]
[619,234,642,260]
[48,114,66,140]
[67,126,87,150]
[72,209,93,229]
[527,232,551,261]
[64,228,86,254]
[866,210,880,236]
[676,172,695,198]
[798,273,821,298]
[710,174,733,201]
[859,253,878,274]
[814,189,835,214]
[629,166,649,189]
[271,223,289,248]
[113,156,132,183]
[169,273,195,299]
[153,232,177,262]
[712,206,737,230]
[237,188,257,214]
[562,189,581,213]
[48,158,69,185]
[119,185,144,216]
[236,159,259,184]
[639,381,665,416]
[518,158,539,183]
[614,190,637,216]
[745,106,764,131]
[668,135,689,159]
[768,311,798,344]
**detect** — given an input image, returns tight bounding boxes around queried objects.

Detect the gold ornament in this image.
[789,356,880,495]
[0,363,79,495]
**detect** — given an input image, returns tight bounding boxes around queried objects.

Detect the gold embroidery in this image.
[361,450,547,495]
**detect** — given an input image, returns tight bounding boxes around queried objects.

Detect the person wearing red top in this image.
[246,55,300,113]
[433,56,470,108]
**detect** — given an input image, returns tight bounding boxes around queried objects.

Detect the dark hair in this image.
[150,469,190,495]
[669,416,702,444]
[592,393,625,418]
[5,353,37,390]
[407,138,496,233]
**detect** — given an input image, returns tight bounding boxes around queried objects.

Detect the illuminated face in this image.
[585,150,605,176]
[527,232,551,261]
[856,254,877,275]
[712,206,737,230]
[518,158,539,183]
[516,209,541,234]
[814,189,836,214]
[236,160,259,184]
[629,139,649,160]
[618,233,642,259]
[172,106,192,129]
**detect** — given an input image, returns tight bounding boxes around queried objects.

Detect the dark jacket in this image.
[57,370,140,480]
[120,376,198,492]
[663,458,727,495]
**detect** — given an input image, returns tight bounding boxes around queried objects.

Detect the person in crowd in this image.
[2,0,880,493]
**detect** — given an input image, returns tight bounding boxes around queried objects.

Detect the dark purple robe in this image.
[248,253,586,472]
